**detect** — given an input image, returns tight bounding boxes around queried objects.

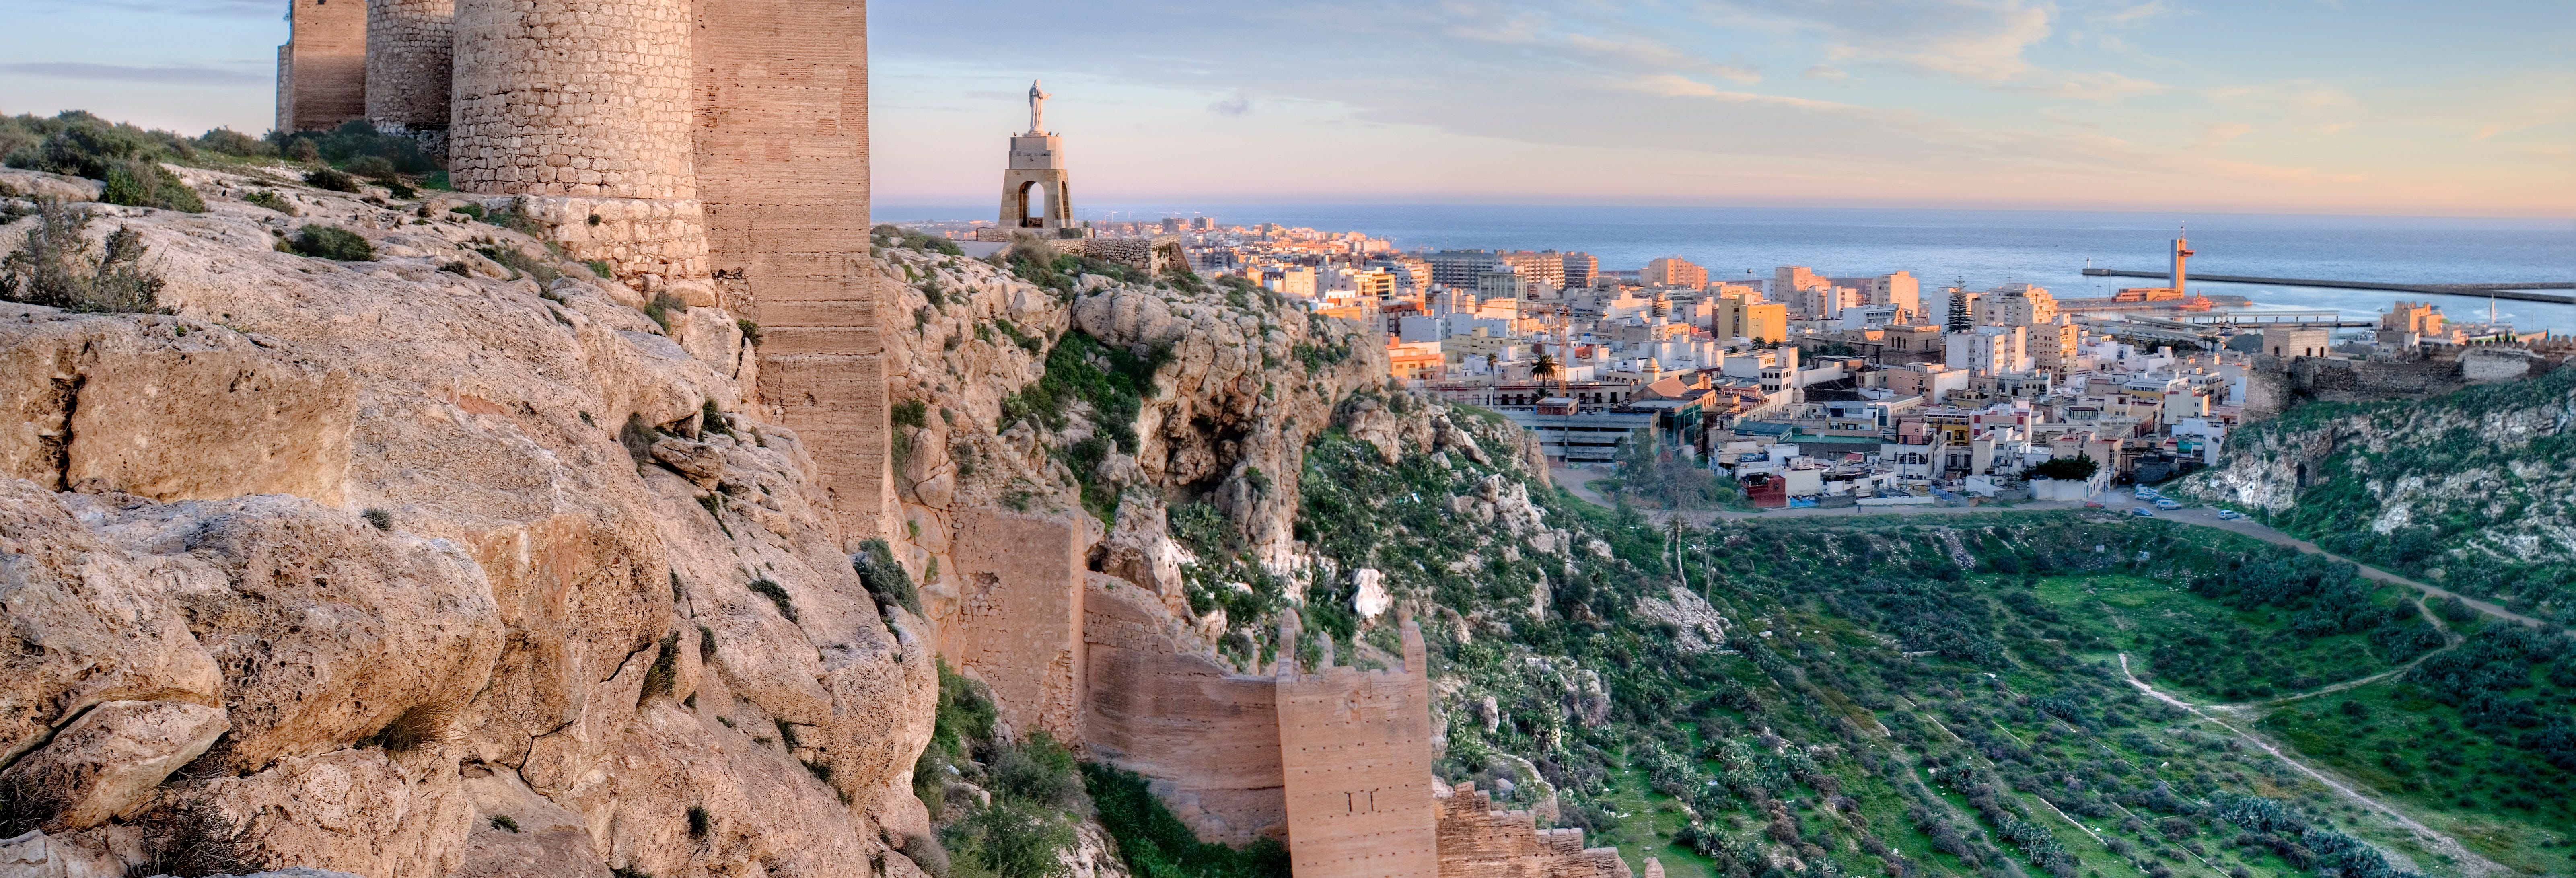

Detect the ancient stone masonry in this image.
[450,0,711,286]
[276,0,367,133]
[1435,784,1634,878]
[1082,576,1289,845]
[693,0,889,540]
[364,0,454,145]
[1276,614,1439,878]
[942,509,1088,742]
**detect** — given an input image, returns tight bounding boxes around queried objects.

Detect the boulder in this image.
[0,701,228,831]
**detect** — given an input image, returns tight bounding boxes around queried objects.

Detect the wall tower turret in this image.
[364,0,455,148]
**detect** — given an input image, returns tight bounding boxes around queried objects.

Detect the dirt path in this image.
[2117,654,2506,877]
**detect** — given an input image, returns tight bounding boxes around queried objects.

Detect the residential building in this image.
[1945,325,2031,374]
[1643,257,1709,290]
[1970,283,2058,327]
[1561,252,1598,288]
[1714,292,1788,345]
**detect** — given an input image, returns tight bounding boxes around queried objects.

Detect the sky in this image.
[2,0,2570,217]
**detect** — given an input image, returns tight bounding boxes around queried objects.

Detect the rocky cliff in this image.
[2180,364,2576,622]
[0,164,936,878]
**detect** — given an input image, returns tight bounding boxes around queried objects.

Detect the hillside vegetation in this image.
[1208,409,2574,878]
[2183,366,2576,624]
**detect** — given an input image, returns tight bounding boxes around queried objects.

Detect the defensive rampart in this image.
[1435,784,1634,878]
[943,510,1087,742]
[1082,577,1288,843]
[364,0,453,141]
[693,0,889,539]
[1276,617,1438,878]
[276,0,367,133]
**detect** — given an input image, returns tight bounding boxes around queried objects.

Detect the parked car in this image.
[2216,509,2243,520]
[2154,498,2183,510]
[2131,506,2156,517]
[2133,488,2160,499]
[2084,500,2105,508]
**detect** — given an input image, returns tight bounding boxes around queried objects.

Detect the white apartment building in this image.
[1945,325,2032,374]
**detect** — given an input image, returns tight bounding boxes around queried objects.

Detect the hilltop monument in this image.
[998,80,1076,232]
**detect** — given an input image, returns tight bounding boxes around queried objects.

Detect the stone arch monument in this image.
[998,80,1074,231]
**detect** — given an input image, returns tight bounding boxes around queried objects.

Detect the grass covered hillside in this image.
[1150,405,2575,878]
[2183,366,2576,625]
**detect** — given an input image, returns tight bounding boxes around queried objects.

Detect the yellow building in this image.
[1714,292,1787,345]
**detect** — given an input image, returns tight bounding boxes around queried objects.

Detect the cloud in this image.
[1702,0,2056,83]
[2192,122,2253,149]
[1209,94,1251,117]
[2096,1,2173,27]
[0,62,268,86]
[2025,71,2168,101]
[1801,65,1849,81]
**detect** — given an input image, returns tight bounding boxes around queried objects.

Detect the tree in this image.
[2027,455,2098,481]
[1533,353,1560,392]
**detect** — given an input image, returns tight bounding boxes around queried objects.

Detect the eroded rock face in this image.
[0,700,227,831]
[0,167,934,878]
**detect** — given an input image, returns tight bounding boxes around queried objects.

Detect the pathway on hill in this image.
[2117,654,2507,878]
[1550,466,2553,631]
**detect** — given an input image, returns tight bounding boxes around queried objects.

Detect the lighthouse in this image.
[2170,227,2194,294]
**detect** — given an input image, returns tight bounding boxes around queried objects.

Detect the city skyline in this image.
[2,0,2570,216]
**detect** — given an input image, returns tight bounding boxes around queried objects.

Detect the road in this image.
[1553,465,2554,631]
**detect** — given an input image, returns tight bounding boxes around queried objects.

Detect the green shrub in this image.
[749,578,799,622]
[273,120,439,175]
[1084,764,1289,878]
[2,111,183,180]
[304,166,360,193]
[855,538,922,615]
[194,128,274,158]
[362,509,393,531]
[943,800,1076,878]
[873,223,965,257]
[640,631,681,701]
[588,259,612,278]
[932,659,998,759]
[736,318,762,346]
[990,732,1087,811]
[0,202,167,313]
[286,224,374,261]
[101,160,204,212]
[687,805,711,839]
[244,189,297,216]
[488,814,520,833]
[451,203,487,220]
[644,291,686,331]
[477,244,560,284]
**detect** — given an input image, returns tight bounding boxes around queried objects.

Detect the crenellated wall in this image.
[363,0,454,142]
[1435,784,1634,878]
[1276,617,1439,878]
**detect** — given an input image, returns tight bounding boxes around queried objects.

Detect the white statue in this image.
[1028,80,1051,133]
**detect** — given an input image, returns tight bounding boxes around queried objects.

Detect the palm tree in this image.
[1533,353,1560,393]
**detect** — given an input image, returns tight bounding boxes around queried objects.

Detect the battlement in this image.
[1435,781,1633,878]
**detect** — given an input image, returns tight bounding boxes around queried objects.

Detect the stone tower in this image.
[274,0,367,133]
[1275,613,1438,878]
[998,80,1074,232]
[364,0,454,146]
[449,0,710,288]
[693,0,888,539]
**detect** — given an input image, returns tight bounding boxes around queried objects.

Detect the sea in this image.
[875,204,2576,335]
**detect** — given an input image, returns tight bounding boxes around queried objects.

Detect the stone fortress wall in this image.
[1435,784,1634,878]
[362,0,453,140]
[942,510,1089,742]
[1275,616,1440,878]
[1080,575,1289,844]
[692,0,889,536]
[449,0,712,288]
[276,0,367,134]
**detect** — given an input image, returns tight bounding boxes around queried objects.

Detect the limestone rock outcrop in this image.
[0,166,933,877]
